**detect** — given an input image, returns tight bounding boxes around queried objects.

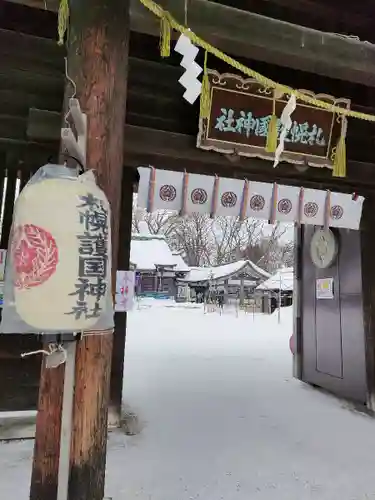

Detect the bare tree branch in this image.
[132,192,294,271]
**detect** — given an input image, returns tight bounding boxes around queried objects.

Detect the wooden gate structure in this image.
[1,0,375,416]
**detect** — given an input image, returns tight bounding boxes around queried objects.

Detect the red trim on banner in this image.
[269,182,278,224]
[210,175,220,218]
[297,187,304,225]
[240,180,249,221]
[180,171,189,216]
[324,190,331,231]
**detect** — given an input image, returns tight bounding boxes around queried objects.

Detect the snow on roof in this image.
[130,233,188,272]
[180,260,270,284]
[171,252,190,272]
[256,267,294,292]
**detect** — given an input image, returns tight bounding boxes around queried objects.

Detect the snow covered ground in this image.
[2,300,375,499]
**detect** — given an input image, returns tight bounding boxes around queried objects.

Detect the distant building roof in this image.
[256,267,294,292]
[171,252,190,272]
[180,260,270,284]
[130,233,188,272]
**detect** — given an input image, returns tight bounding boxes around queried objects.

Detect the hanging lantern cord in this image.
[61,152,85,173]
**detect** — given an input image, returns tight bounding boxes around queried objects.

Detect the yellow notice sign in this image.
[316,278,334,299]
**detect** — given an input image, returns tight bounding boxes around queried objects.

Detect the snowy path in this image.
[1,301,375,499]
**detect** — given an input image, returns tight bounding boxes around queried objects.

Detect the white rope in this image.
[21,343,67,367]
[21,348,51,358]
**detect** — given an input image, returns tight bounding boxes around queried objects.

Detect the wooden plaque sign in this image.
[197,71,350,169]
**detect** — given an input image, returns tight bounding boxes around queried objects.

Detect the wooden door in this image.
[302,227,367,403]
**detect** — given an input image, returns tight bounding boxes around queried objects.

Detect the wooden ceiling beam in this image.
[122,124,375,193]
[3,0,375,86]
[238,0,369,30]
[129,0,375,87]
[24,108,375,193]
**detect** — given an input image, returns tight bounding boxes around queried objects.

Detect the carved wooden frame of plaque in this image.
[196,70,351,169]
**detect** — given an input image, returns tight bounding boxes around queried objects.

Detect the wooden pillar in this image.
[360,195,375,411]
[30,360,65,500]
[66,0,130,498]
[224,279,229,304]
[239,275,245,306]
[0,153,18,249]
[109,167,134,424]
[30,0,130,495]
[154,269,158,293]
[293,223,303,380]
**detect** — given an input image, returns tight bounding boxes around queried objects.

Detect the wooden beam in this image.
[243,0,368,30]
[27,108,61,141]
[25,109,375,192]
[3,0,375,86]
[130,0,375,87]
[122,125,375,194]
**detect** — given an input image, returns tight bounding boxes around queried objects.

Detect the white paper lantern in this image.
[1,166,113,333]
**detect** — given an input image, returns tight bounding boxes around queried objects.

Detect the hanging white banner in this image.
[300,188,327,226]
[153,169,184,212]
[329,192,364,230]
[185,173,215,214]
[275,185,300,223]
[247,181,274,220]
[216,178,244,217]
[137,166,151,209]
[136,167,365,230]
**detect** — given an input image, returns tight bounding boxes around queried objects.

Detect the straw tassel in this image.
[333,135,346,177]
[266,94,278,153]
[333,116,347,178]
[57,0,69,45]
[160,14,171,58]
[200,51,211,119]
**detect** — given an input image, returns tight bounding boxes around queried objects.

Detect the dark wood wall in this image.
[2,3,375,173]
[216,0,375,42]
[0,167,42,411]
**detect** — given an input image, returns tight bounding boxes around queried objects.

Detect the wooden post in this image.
[110,168,135,424]
[31,0,130,498]
[360,196,375,411]
[239,275,245,306]
[65,0,130,499]
[293,223,303,380]
[0,153,18,249]
[30,359,65,500]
